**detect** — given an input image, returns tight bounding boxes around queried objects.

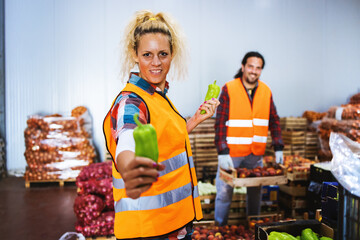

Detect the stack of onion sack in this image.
[74,161,115,237]
[317,102,360,161]
[24,106,96,181]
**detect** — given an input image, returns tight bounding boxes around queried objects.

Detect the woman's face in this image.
[133,33,172,90]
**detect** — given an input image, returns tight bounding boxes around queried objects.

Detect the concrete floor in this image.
[0,176,78,240]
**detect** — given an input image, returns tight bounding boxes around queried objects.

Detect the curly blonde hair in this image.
[120,10,188,81]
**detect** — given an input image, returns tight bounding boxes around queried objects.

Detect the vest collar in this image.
[129,73,169,95]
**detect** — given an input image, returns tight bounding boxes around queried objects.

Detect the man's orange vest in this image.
[103,82,203,239]
[226,78,271,157]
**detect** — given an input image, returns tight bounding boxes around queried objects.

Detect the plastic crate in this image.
[255,219,334,240]
[310,162,337,183]
[338,186,360,240]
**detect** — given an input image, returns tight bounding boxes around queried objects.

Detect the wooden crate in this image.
[219,168,288,188]
[305,131,319,145]
[280,117,307,131]
[287,167,310,181]
[282,130,306,145]
[196,165,217,181]
[200,194,247,222]
[279,184,307,197]
[190,125,218,181]
[191,118,216,134]
[279,191,307,209]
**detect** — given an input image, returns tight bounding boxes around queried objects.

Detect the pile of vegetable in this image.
[74,161,114,237]
[191,224,253,240]
[268,228,332,240]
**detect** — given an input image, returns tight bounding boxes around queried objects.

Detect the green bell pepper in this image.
[133,113,159,163]
[268,231,297,240]
[301,228,319,240]
[200,80,220,114]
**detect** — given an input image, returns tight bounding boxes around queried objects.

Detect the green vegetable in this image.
[268,231,282,240]
[133,113,159,163]
[296,236,301,240]
[281,232,298,240]
[200,80,220,114]
[301,228,319,240]
[268,231,297,240]
[319,237,333,240]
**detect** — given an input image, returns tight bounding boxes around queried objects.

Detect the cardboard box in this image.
[255,219,334,240]
[219,168,288,187]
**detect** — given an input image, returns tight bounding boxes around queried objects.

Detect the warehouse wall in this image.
[5,0,360,171]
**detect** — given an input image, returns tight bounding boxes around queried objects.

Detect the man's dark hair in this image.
[234,51,265,79]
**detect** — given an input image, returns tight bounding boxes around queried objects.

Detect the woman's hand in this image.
[116,151,165,199]
[186,98,220,133]
[197,98,220,119]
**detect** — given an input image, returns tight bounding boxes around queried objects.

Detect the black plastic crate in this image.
[255,219,334,240]
[338,186,360,240]
[310,162,337,183]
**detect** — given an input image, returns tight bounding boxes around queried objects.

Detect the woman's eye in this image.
[160,52,168,57]
[143,53,151,57]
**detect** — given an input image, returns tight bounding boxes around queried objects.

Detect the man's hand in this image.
[218,154,234,170]
[275,151,284,164]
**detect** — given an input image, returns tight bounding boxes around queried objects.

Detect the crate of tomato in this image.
[220,165,288,187]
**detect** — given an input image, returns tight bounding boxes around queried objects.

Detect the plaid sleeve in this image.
[110,92,149,144]
[269,95,284,151]
[215,84,230,154]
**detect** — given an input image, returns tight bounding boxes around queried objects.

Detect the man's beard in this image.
[245,76,259,85]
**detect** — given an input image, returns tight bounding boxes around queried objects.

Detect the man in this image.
[214,51,284,225]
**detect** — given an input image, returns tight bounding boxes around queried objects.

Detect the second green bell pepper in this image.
[200,80,220,114]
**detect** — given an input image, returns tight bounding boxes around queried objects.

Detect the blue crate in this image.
[262,185,279,202]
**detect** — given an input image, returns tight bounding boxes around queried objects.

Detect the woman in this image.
[103,10,219,240]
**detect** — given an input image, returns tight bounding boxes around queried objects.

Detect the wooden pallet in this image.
[280,117,307,131]
[282,131,306,145]
[191,118,216,134]
[25,178,76,188]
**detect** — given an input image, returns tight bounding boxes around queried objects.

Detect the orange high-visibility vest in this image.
[226,78,271,157]
[103,82,203,239]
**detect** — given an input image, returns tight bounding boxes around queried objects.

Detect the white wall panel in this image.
[5,0,360,171]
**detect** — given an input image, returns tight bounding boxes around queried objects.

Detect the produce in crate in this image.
[192,224,253,240]
[267,227,333,240]
[235,166,283,178]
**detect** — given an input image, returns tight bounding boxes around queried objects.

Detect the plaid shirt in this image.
[215,80,284,155]
[110,73,169,144]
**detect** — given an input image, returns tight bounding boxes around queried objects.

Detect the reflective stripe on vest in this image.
[115,183,199,212]
[226,78,271,157]
[103,82,202,239]
[112,152,194,190]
